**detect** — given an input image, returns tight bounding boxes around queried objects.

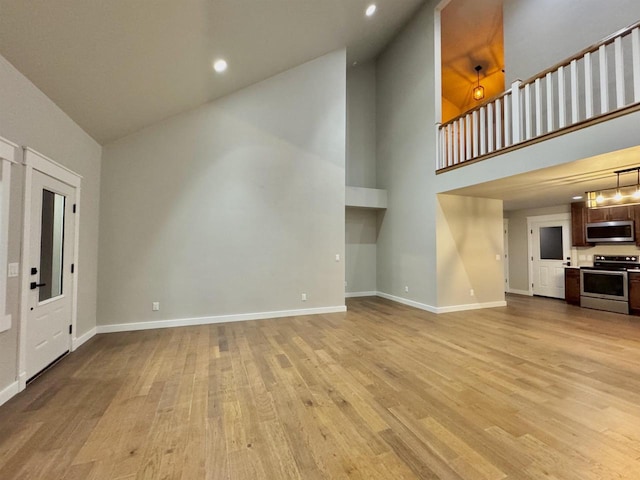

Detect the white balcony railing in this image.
[436,20,640,172]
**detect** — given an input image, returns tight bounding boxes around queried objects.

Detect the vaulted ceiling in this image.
[441,0,504,121]
[0,0,425,144]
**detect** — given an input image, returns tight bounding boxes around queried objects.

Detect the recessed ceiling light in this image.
[365,4,377,16]
[213,59,228,73]
[572,195,583,200]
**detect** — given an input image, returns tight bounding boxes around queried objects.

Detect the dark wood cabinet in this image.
[586,207,609,223]
[571,202,590,247]
[629,272,640,315]
[564,268,581,305]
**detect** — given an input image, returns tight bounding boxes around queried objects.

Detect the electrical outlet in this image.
[495,254,501,261]
[7,263,19,277]
[335,254,340,262]
[152,302,160,311]
[470,289,475,296]
[404,286,409,293]
[301,293,307,301]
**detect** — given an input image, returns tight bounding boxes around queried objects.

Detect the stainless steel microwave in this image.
[585,220,635,243]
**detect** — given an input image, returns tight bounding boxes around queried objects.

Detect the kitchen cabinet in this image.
[629,272,640,315]
[571,202,590,247]
[564,268,580,305]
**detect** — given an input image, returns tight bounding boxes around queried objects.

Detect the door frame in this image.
[18,148,81,391]
[503,218,509,292]
[526,213,571,297]
[0,137,18,335]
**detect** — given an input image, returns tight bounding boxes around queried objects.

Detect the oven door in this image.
[580,269,628,301]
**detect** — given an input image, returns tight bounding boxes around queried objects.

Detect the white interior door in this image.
[531,219,571,299]
[26,170,76,380]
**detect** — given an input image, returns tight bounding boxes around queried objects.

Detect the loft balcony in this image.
[436,20,640,173]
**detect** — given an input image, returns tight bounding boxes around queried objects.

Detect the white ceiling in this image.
[0,0,425,144]
[445,146,640,211]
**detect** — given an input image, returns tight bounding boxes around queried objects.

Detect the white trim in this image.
[345,291,377,298]
[96,305,347,334]
[503,218,510,292]
[72,327,96,350]
[0,136,19,164]
[23,148,82,187]
[376,291,507,314]
[0,142,15,333]
[436,300,507,313]
[0,381,19,407]
[18,148,82,386]
[375,291,439,313]
[508,288,533,296]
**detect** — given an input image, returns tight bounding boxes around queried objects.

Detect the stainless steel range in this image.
[580,255,640,314]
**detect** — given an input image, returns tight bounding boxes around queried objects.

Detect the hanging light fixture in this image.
[586,166,640,208]
[472,65,485,101]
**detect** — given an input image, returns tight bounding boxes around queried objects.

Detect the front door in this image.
[531,219,571,299]
[26,170,76,380]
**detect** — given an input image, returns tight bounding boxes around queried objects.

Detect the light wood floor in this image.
[2,295,640,479]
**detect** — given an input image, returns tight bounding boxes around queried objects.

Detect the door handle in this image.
[30,282,46,290]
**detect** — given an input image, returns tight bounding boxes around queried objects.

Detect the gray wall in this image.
[504,0,640,83]
[98,50,346,327]
[376,1,440,306]
[0,53,102,391]
[347,61,376,188]
[345,61,378,294]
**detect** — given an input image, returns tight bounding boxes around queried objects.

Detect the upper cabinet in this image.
[571,202,640,247]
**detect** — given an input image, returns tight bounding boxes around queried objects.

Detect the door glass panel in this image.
[540,226,563,260]
[39,189,65,302]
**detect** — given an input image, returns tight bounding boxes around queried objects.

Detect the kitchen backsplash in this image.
[572,244,640,267]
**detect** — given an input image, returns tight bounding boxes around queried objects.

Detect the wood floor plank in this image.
[2,295,640,478]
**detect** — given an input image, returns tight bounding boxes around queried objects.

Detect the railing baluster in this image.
[546,72,554,133]
[535,78,542,136]
[480,107,487,155]
[511,81,522,144]
[504,94,511,147]
[558,66,566,128]
[599,44,609,114]
[487,103,494,152]
[447,124,453,167]
[570,59,579,123]
[452,119,459,164]
[524,83,532,139]
[465,115,472,160]
[632,27,640,103]
[615,36,626,108]
[584,52,594,119]
[495,98,503,150]
[472,110,479,157]
[436,124,443,169]
[458,118,465,162]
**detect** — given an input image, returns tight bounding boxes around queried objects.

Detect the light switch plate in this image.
[7,263,19,277]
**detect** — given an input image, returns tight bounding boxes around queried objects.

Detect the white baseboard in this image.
[375,291,439,313]
[436,300,507,313]
[97,305,347,334]
[0,380,19,407]
[72,327,96,351]
[375,291,507,314]
[345,291,377,298]
[508,288,532,296]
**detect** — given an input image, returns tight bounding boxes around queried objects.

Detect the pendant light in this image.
[586,166,640,208]
[472,65,485,101]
